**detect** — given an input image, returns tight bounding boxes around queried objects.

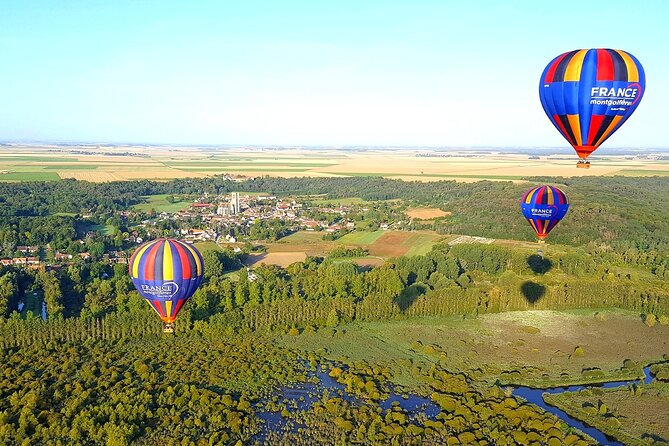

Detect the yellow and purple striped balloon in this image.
[129,238,204,324]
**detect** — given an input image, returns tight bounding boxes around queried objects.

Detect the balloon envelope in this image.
[520,186,569,240]
[129,238,204,324]
[539,48,645,160]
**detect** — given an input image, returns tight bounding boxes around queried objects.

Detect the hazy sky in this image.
[1,0,667,147]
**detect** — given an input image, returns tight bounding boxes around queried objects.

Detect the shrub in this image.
[643,313,657,327]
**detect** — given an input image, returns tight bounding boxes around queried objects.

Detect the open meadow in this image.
[2,144,669,182]
[544,384,669,446]
[280,310,669,388]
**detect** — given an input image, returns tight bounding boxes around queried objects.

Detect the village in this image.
[0,191,401,272]
[145,192,376,245]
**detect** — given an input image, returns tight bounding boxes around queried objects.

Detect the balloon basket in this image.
[576,161,590,169]
[163,323,175,334]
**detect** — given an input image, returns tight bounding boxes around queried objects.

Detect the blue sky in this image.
[0,0,667,147]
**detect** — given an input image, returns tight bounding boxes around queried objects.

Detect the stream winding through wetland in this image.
[256,365,656,445]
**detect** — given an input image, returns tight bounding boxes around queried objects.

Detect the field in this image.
[133,194,191,213]
[90,224,116,235]
[1,144,668,182]
[246,230,446,267]
[406,207,451,220]
[368,231,445,257]
[280,310,669,387]
[246,252,308,267]
[0,171,61,181]
[336,230,385,245]
[544,384,669,445]
[193,241,221,252]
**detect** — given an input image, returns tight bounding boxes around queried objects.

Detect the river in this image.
[511,367,654,446]
[256,364,656,445]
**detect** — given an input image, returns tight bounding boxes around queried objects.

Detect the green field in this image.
[133,194,191,213]
[0,172,61,182]
[42,164,98,170]
[20,290,44,319]
[403,232,444,256]
[544,383,669,445]
[193,241,221,252]
[91,224,116,235]
[336,230,385,245]
[280,310,667,387]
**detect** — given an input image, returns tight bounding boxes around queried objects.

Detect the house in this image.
[1,259,13,267]
[301,220,319,230]
[17,246,38,254]
[26,257,40,265]
[79,252,91,260]
[54,253,73,262]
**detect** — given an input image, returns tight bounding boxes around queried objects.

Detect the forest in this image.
[1,175,668,445]
[1,175,668,268]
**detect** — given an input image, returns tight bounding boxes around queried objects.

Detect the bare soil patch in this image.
[406,207,451,220]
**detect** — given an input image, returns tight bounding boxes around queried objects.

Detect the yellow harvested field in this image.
[0,144,667,182]
[406,208,451,219]
[58,171,123,182]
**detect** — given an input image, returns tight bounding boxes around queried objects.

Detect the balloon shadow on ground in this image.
[527,254,552,274]
[395,283,427,312]
[521,281,546,304]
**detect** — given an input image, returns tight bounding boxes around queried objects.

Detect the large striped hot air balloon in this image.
[129,238,204,333]
[539,48,645,167]
[520,185,569,242]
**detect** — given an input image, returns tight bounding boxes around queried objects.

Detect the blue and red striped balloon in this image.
[129,238,204,325]
[520,185,569,241]
[539,48,645,165]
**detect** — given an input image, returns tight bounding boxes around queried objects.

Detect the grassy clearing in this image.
[544,383,669,445]
[193,241,221,252]
[279,310,669,387]
[336,230,385,245]
[133,195,190,213]
[20,290,43,319]
[91,224,116,235]
[0,172,61,181]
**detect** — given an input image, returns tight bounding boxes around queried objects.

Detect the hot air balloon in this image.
[520,185,569,242]
[539,48,645,167]
[129,238,204,333]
